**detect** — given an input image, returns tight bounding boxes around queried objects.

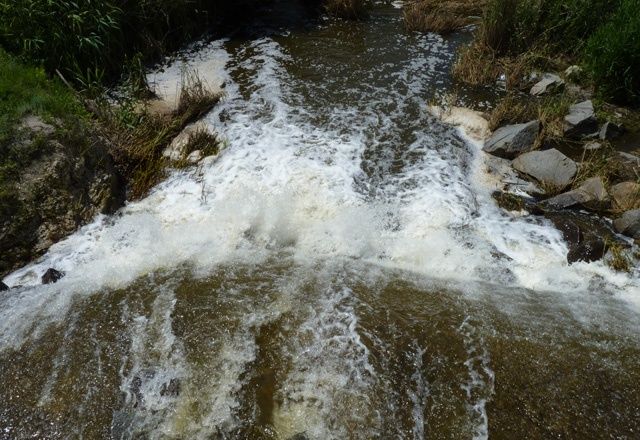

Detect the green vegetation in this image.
[453,0,640,105]
[0,0,221,86]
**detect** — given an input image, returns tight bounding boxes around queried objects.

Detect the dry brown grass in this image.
[488,93,537,131]
[325,0,367,19]
[572,145,625,190]
[404,0,486,34]
[607,241,631,272]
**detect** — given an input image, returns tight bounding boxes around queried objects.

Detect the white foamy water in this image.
[1,11,640,438]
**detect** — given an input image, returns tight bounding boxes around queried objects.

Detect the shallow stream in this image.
[2,2,640,438]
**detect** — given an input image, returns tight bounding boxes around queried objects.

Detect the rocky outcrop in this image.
[610,182,640,211]
[563,100,598,139]
[530,74,564,96]
[512,149,577,189]
[483,120,539,159]
[0,117,125,277]
[541,177,609,211]
[42,268,64,284]
[614,209,640,239]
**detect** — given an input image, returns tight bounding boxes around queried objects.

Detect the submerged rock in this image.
[530,73,564,96]
[614,209,640,239]
[545,211,619,264]
[599,121,624,140]
[42,268,64,284]
[563,100,598,139]
[160,378,181,397]
[610,182,640,211]
[512,149,577,189]
[483,120,540,159]
[541,177,609,211]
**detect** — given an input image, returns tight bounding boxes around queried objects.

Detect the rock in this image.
[186,150,203,164]
[613,209,640,239]
[163,120,211,161]
[610,182,640,211]
[1,114,125,278]
[530,73,564,96]
[160,378,181,397]
[42,268,64,284]
[567,236,607,264]
[288,434,309,440]
[583,141,602,151]
[599,121,624,140]
[541,177,609,211]
[565,65,583,80]
[545,211,619,264]
[512,149,577,189]
[0,281,8,291]
[483,120,540,159]
[563,100,598,139]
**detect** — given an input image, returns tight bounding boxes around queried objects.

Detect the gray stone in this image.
[42,268,64,284]
[483,120,540,159]
[599,121,624,140]
[512,149,577,189]
[563,100,598,139]
[613,209,640,239]
[541,177,609,211]
[583,141,602,151]
[530,73,564,96]
[610,182,640,211]
[20,115,55,136]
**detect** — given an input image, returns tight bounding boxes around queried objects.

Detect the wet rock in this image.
[0,281,8,291]
[610,182,640,211]
[545,211,618,264]
[512,149,577,190]
[530,73,564,96]
[160,378,181,397]
[288,433,309,440]
[493,191,525,211]
[567,236,607,264]
[187,150,203,164]
[540,177,609,211]
[164,120,211,161]
[563,100,598,139]
[42,268,64,284]
[483,120,540,159]
[613,209,640,239]
[599,121,624,140]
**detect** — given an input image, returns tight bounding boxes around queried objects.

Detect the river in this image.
[1,1,639,439]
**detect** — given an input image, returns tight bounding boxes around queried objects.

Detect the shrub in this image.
[584,0,640,104]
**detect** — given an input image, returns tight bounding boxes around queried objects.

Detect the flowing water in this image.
[2,2,640,439]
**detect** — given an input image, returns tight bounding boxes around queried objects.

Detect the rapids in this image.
[1,2,639,439]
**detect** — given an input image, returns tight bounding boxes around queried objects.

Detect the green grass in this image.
[0,0,221,86]
[455,0,640,105]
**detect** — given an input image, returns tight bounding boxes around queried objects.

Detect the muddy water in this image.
[2,1,640,439]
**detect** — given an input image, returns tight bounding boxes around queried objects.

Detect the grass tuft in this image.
[404,0,486,34]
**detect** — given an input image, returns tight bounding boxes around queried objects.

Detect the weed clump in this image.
[404,0,486,34]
